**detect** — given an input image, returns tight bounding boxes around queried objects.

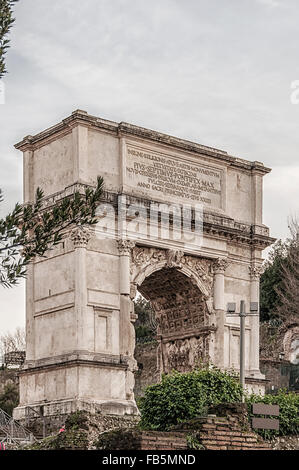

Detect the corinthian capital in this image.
[70,226,91,248]
[249,264,264,280]
[213,257,229,275]
[117,239,135,255]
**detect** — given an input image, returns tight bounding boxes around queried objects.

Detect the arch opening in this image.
[134,267,213,397]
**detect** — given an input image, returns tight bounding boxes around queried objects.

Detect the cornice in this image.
[33,184,275,250]
[14,109,271,175]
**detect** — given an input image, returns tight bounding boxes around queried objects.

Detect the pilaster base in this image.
[245,373,268,395]
[14,354,140,422]
[13,397,139,421]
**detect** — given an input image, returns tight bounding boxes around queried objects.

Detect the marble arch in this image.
[13,110,275,421]
[130,246,213,300]
[130,246,216,374]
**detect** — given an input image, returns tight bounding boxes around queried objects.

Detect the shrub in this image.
[65,410,89,431]
[246,390,299,440]
[26,411,89,450]
[27,429,89,450]
[94,429,139,450]
[139,367,243,430]
[0,382,19,416]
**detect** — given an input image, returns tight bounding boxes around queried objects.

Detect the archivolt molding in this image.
[130,246,214,302]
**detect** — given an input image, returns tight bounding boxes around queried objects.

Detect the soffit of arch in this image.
[130,246,214,301]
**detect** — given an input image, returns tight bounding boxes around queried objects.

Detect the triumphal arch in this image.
[13,110,274,420]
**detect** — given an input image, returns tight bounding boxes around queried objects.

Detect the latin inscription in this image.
[125,146,222,207]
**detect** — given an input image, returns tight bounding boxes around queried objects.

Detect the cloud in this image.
[256,0,283,7]
[1,0,299,333]
[264,165,299,240]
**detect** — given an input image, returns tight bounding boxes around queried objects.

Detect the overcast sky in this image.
[0,0,299,337]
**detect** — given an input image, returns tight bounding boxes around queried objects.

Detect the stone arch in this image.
[130,246,214,309]
[131,246,216,375]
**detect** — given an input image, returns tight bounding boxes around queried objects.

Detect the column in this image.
[70,226,91,351]
[23,148,35,362]
[25,263,35,362]
[213,258,229,310]
[213,258,229,368]
[117,239,136,401]
[117,239,135,295]
[249,264,263,373]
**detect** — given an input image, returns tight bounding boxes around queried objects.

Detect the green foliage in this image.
[134,324,154,342]
[0,177,104,287]
[260,240,289,323]
[186,433,204,450]
[0,382,19,415]
[28,428,88,451]
[94,429,139,450]
[134,297,153,324]
[138,367,243,430]
[26,411,89,450]
[26,434,59,450]
[0,0,18,79]
[246,390,299,440]
[134,297,156,342]
[65,410,89,431]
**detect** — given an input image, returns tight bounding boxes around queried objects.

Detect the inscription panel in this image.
[123,143,224,209]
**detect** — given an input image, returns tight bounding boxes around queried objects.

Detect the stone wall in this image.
[96,404,271,451]
[97,426,270,451]
[140,423,270,451]
[172,403,270,451]
[140,432,188,450]
[260,358,299,393]
[134,342,160,398]
[18,408,139,440]
[181,417,270,450]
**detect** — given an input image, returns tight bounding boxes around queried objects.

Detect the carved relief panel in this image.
[130,246,215,374]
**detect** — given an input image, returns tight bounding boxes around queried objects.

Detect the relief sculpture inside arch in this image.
[131,246,215,374]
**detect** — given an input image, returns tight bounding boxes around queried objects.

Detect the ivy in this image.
[246,390,299,440]
[139,367,243,431]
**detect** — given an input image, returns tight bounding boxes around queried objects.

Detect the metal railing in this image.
[25,406,46,439]
[0,408,34,446]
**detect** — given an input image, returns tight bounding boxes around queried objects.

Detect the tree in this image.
[0,177,104,287]
[260,239,290,323]
[0,382,19,415]
[0,0,18,79]
[134,296,156,341]
[0,326,25,356]
[275,218,299,325]
[260,217,299,326]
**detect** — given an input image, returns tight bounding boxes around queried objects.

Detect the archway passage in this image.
[137,267,211,374]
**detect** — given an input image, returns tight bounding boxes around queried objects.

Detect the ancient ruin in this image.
[13,109,274,421]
